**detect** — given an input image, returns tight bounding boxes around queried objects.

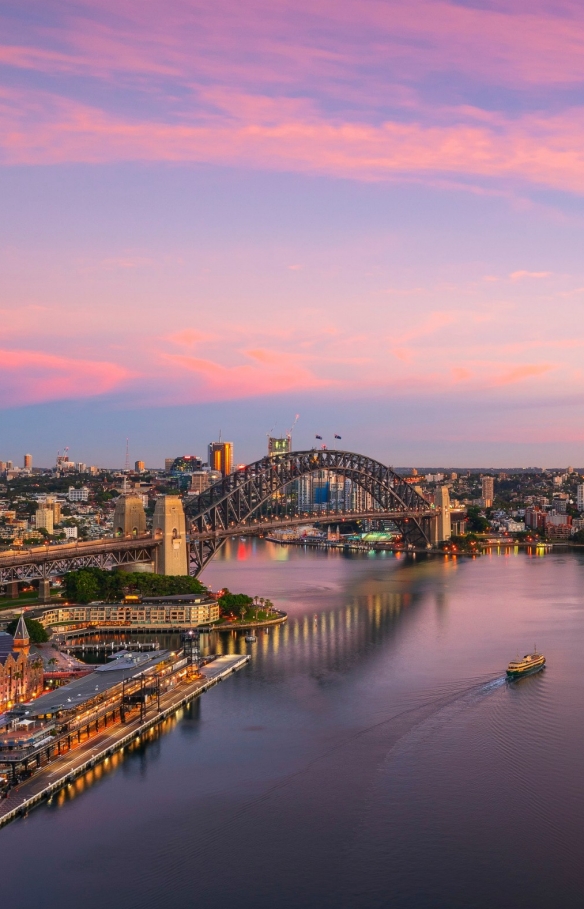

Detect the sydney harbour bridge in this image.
[0,449,451,587]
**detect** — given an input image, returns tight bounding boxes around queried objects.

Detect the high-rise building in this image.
[164,458,175,472]
[24,454,32,469]
[190,469,222,495]
[135,460,145,473]
[208,441,233,477]
[44,496,62,523]
[481,476,495,507]
[577,484,584,512]
[35,507,54,535]
[298,471,351,512]
[268,437,291,458]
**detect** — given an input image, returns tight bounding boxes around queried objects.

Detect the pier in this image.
[0,653,249,830]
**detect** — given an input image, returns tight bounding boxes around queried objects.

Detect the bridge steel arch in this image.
[185,449,435,575]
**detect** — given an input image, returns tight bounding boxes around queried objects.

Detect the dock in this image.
[0,653,249,830]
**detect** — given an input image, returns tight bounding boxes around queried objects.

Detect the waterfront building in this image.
[298,471,352,512]
[0,617,44,713]
[40,596,219,632]
[577,484,584,512]
[481,476,495,507]
[208,441,233,477]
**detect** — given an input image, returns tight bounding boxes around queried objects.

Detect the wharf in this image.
[0,653,249,830]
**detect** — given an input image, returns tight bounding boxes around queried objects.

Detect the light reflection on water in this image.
[3,541,584,909]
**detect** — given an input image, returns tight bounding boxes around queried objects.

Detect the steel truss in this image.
[185,449,435,575]
[0,543,159,584]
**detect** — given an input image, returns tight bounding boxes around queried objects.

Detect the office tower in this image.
[268,437,291,458]
[35,507,54,535]
[208,441,233,477]
[24,454,32,469]
[135,460,145,473]
[577,484,584,512]
[481,476,495,507]
[170,455,203,474]
[6,461,13,470]
[164,458,175,472]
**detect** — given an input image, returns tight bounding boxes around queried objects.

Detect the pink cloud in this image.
[161,348,334,400]
[5,88,584,196]
[510,270,552,281]
[0,349,132,406]
[491,363,555,386]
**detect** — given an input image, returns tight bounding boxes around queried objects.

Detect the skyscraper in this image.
[481,476,495,507]
[24,453,32,469]
[208,441,233,477]
[135,460,145,473]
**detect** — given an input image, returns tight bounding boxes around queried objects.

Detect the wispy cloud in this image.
[0,349,132,406]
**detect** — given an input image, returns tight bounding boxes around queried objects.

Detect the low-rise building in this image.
[41,595,220,631]
[0,617,44,713]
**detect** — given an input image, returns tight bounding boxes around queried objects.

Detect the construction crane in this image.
[286,414,299,447]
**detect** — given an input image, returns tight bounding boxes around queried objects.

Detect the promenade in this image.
[0,653,249,830]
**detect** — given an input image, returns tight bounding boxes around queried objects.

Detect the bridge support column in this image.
[433,487,452,543]
[153,496,188,575]
[8,581,19,598]
[38,579,51,601]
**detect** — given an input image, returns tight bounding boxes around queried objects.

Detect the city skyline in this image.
[3,1,584,464]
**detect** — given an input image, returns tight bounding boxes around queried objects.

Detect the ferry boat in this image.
[506,648,546,679]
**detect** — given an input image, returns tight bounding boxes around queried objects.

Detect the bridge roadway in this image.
[0,534,161,584]
[0,507,466,584]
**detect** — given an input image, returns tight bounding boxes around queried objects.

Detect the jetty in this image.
[0,653,248,830]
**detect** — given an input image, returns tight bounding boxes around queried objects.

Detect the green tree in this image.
[466,506,489,533]
[6,616,49,643]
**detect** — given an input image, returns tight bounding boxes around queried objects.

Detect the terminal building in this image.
[0,617,44,713]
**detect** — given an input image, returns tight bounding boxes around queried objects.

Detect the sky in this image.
[2,0,584,467]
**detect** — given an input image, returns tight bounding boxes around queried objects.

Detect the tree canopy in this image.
[63,568,207,603]
[6,616,49,643]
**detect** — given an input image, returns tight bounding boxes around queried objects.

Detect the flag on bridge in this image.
[334,434,342,439]
[315,434,323,440]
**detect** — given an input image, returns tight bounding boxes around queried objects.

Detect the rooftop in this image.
[25,650,173,718]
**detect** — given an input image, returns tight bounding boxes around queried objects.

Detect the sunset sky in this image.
[3,0,584,466]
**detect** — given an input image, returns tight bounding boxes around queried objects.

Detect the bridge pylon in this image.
[153,496,188,575]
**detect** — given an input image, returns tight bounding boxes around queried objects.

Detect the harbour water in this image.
[3,540,584,908]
